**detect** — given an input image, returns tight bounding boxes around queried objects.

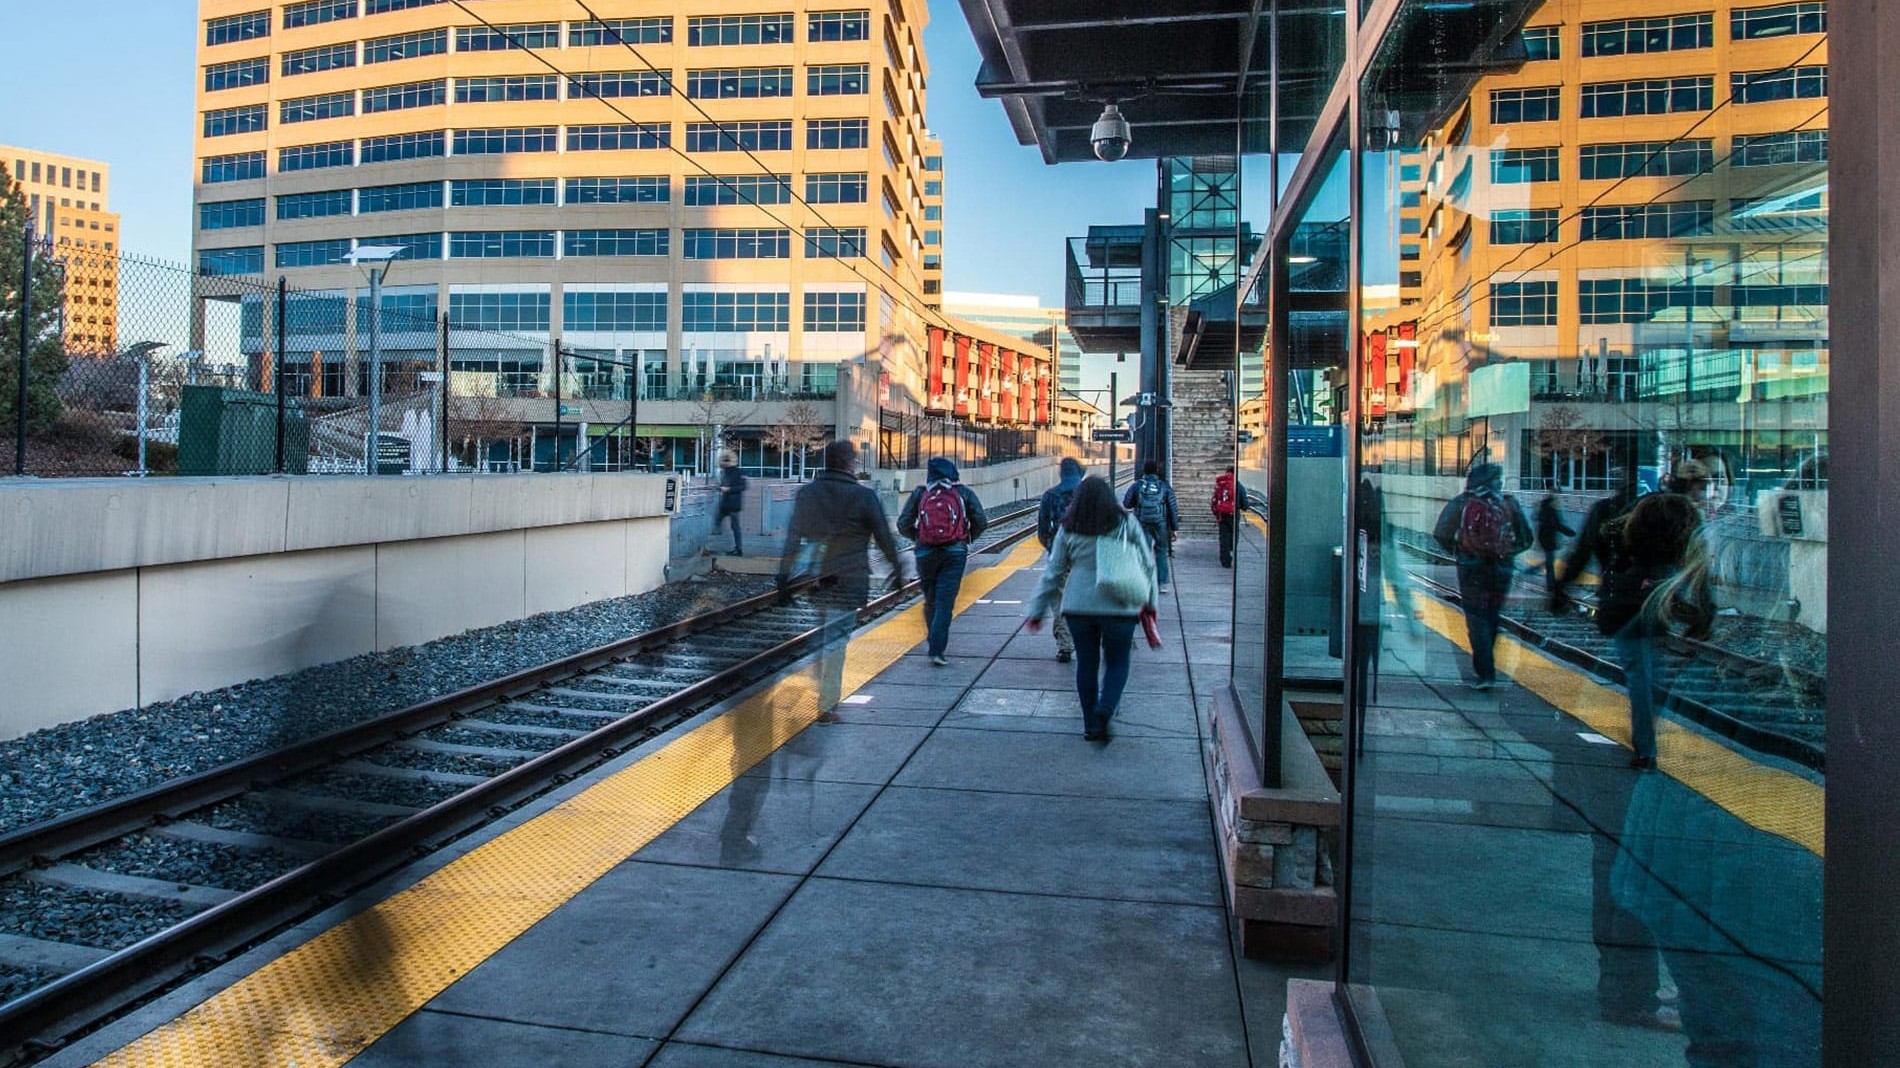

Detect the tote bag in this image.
[1093,522,1150,608]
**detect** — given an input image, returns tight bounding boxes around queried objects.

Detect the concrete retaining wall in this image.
[0,474,677,739]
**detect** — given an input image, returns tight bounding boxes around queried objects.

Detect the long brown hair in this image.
[1062,476,1125,537]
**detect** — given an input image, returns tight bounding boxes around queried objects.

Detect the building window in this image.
[276,188,352,219]
[204,104,268,138]
[569,18,671,46]
[1733,65,1829,104]
[1489,209,1560,245]
[363,29,446,64]
[357,232,442,260]
[363,79,446,112]
[198,246,264,276]
[803,227,866,258]
[1491,280,1558,326]
[686,67,793,99]
[1490,87,1560,124]
[807,117,869,149]
[454,23,559,52]
[564,291,666,332]
[682,228,792,259]
[281,92,355,124]
[685,174,793,206]
[687,13,793,46]
[1489,147,1558,184]
[453,127,556,155]
[1581,76,1714,118]
[922,204,941,221]
[924,179,942,197]
[808,10,870,41]
[803,291,866,332]
[924,229,941,246]
[206,10,270,46]
[1733,2,1828,40]
[808,63,869,96]
[359,180,444,212]
[1579,138,1714,179]
[805,172,868,204]
[200,199,266,230]
[1734,129,1830,167]
[681,291,790,331]
[924,155,943,172]
[1580,13,1713,56]
[1580,201,1715,241]
[369,290,438,326]
[282,42,355,76]
[563,229,670,257]
[275,238,353,268]
[448,291,550,332]
[456,74,560,103]
[565,177,670,204]
[279,141,354,172]
[363,130,446,162]
[1579,278,1715,324]
[1520,25,1559,60]
[283,0,357,30]
[569,71,668,99]
[568,124,670,151]
[449,231,556,258]
[686,120,793,152]
[451,178,557,206]
[365,0,442,11]
[205,57,270,91]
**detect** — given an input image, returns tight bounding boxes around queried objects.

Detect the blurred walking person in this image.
[1433,463,1532,689]
[1123,461,1179,592]
[1595,491,1713,769]
[897,457,989,665]
[1534,492,1573,590]
[1026,476,1158,742]
[716,451,748,556]
[1036,458,1087,662]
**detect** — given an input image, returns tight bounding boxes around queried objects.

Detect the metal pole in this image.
[1109,371,1118,486]
[629,349,640,474]
[16,223,32,474]
[552,338,563,473]
[367,266,383,474]
[276,277,288,473]
[136,349,149,477]
[438,311,450,473]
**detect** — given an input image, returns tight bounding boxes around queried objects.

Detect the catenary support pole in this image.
[16,223,32,475]
[276,277,288,473]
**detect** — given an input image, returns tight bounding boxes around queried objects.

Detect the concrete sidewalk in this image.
[342,538,1308,1068]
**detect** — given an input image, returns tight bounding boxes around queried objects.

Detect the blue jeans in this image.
[1064,613,1138,734]
[1613,631,1659,760]
[915,544,969,658]
[1140,521,1171,585]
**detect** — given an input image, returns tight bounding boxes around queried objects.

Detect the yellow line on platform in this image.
[1411,595,1823,857]
[91,541,1043,1068]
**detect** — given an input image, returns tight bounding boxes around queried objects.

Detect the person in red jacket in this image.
[1212,467,1239,568]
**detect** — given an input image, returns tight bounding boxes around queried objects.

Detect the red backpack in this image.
[915,484,970,546]
[1457,494,1519,558]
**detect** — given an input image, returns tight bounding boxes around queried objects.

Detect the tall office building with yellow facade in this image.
[189,0,951,455]
[3,145,122,357]
[1376,0,1827,498]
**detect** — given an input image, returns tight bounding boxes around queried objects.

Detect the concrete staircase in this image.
[1171,365,1234,538]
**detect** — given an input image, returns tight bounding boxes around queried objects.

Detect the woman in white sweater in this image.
[1025,476,1158,741]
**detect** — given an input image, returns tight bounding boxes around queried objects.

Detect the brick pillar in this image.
[1170,365,1233,537]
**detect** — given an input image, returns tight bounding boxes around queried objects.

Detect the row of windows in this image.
[1488,278,1822,326]
[207,173,872,222]
[1479,130,1826,184]
[1486,202,1717,245]
[1492,67,1826,125]
[201,228,873,268]
[205,9,871,52]
[1516,3,1826,61]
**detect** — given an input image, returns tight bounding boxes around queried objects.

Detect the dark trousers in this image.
[717,509,742,553]
[915,544,969,658]
[1140,520,1171,585]
[1217,511,1237,567]
[1063,613,1137,734]
[1456,562,1512,683]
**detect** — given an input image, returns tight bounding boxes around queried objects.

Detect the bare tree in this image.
[775,399,828,477]
[687,391,760,473]
[449,393,528,472]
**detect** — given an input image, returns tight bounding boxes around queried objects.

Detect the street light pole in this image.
[348,245,406,475]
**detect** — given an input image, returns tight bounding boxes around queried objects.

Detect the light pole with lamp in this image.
[346,245,406,474]
[126,341,168,477]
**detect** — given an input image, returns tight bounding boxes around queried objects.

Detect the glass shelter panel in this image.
[1344,3,1827,1066]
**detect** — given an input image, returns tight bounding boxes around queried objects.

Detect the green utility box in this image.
[177,385,310,475]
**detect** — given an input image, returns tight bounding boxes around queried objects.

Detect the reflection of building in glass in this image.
[1372,0,1828,500]
[3,144,121,357]
[942,291,1092,397]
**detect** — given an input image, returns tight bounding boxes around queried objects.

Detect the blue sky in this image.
[0,1,1156,308]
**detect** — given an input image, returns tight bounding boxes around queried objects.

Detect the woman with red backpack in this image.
[897,457,989,665]
[1432,463,1533,689]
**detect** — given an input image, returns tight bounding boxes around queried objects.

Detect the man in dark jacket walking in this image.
[1534,493,1574,590]
[715,452,748,556]
[778,441,904,712]
[1122,462,1180,591]
[1433,463,1532,689]
[897,457,990,665]
[1036,458,1086,662]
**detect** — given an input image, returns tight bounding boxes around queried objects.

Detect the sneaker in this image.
[930,655,948,667]
[727,549,743,557]
[1472,678,1494,692]
[1159,584,1172,595]
[1056,649,1073,664]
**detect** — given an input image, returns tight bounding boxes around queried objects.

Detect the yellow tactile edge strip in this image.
[1410,593,1823,856]
[91,540,1045,1068]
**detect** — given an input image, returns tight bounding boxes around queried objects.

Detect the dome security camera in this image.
[1091,104,1131,162]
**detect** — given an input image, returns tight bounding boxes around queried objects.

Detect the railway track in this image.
[1397,537,1825,770]
[0,502,1049,1063]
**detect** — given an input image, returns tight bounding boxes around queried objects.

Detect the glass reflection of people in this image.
[1552,470,1644,614]
[775,440,903,716]
[1534,493,1574,591]
[1432,463,1532,689]
[1596,491,1714,766]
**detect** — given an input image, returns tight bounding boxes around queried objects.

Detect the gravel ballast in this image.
[0,881,200,951]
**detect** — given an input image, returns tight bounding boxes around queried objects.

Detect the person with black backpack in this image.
[1037,458,1087,662]
[897,457,989,666]
[1122,461,1179,592]
[1433,463,1532,689]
